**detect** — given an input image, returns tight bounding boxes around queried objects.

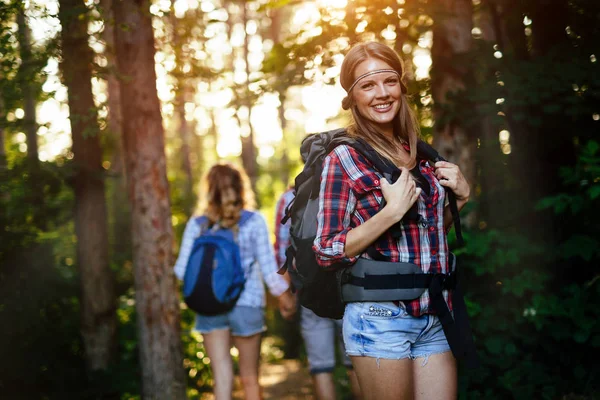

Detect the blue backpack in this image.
[183,210,254,316]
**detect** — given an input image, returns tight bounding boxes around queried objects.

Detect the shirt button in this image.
[427,204,432,209]
[374,179,379,185]
[432,249,437,255]
[429,226,435,232]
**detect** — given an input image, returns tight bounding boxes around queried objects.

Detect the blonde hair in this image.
[197,163,255,228]
[340,41,420,168]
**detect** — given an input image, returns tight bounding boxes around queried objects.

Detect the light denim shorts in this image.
[194,305,266,337]
[300,306,353,375]
[343,301,451,360]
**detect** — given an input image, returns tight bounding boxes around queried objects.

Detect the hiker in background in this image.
[174,163,296,400]
[275,187,362,400]
[273,186,303,360]
[313,42,471,400]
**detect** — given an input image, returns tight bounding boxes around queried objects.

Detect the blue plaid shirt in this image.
[174,211,289,308]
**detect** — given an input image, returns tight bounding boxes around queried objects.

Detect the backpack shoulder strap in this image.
[415,140,464,246]
[195,215,209,227]
[238,210,255,228]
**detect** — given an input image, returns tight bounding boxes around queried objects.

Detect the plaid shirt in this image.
[174,211,289,308]
[313,144,453,316]
[274,188,295,268]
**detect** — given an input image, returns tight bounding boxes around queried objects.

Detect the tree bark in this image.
[170,9,195,216]
[431,0,476,199]
[0,97,6,170]
[486,0,529,60]
[100,0,132,268]
[58,0,117,371]
[112,1,186,398]
[268,7,290,186]
[175,88,195,216]
[240,1,258,196]
[16,6,38,165]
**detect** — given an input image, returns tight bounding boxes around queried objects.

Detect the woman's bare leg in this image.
[232,333,263,400]
[203,329,234,400]
[351,356,413,400]
[413,352,456,400]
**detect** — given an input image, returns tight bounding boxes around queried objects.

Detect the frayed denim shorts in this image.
[194,305,266,337]
[342,301,451,360]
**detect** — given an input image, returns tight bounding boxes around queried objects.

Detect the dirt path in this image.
[200,359,314,399]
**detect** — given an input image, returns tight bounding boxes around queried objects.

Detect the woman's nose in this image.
[374,83,390,98]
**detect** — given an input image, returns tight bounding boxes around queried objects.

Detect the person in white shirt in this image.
[174,163,296,400]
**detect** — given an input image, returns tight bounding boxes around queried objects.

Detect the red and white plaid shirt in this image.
[313,144,453,316]
[274,187,295,268]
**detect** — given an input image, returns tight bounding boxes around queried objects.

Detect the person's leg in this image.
[351,356,413,400]
[311,372,336,400]
[300,307,337,400]
[335,319,361,399]
[342,301,423,400]
[202,328,234,400]
[412,352,456,400]
[229,306,267,400]
[411,315,456,400]
[347,368,362,399]
[232,333,263,400]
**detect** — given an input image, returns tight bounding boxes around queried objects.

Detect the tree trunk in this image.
[16,6,38,165]
[112,1,186,398]
[100,0,132,269]
[0,97,6,170]
[431,0,476,202]
[209,104,220,162]
[486,0,529,60]
[170,9,195,216]
[58,0,117,371]
[474,2,511,230]
[175,88,195,216]
[277,91,290,186]
[267,7,290,186]
[240,1,258,196]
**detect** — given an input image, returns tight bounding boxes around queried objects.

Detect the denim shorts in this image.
[194,305,266,337]
[342,301,451,360]
[300,306,353,375]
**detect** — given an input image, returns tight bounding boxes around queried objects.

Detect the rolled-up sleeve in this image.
[313,151,359,268]
[173,218,201,280]
[274,191,292,268]
[253,213,290,297]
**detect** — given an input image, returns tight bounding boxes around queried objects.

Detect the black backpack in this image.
[279,128,463,320]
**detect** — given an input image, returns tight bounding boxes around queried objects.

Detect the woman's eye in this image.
[361,82,374,89]
[386,78,399,84]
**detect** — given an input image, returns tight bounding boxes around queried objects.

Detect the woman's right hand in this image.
[380,167,422,223]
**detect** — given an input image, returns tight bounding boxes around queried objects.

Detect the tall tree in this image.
[99,0,132,266]
[0,97,6,170]
[169,6,197,216]
[112,1,186,398]
[58,0,117,371]
[268,6,291,186]
[240,1,258,194]
[430,0,476,194]
[16,4,38,165]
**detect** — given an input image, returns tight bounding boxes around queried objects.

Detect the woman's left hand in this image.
[434,161,470,201]
[278,289,297,321]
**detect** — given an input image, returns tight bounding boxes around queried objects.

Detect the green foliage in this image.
[459,139,600,399]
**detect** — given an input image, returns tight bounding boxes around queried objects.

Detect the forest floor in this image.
[199,333,315,400]
[198,359,313,399]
